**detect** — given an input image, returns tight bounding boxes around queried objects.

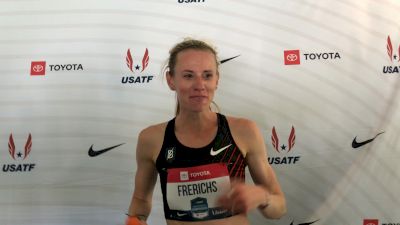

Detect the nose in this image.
[193,76,205,91]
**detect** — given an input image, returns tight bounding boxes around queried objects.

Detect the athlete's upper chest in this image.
[164,131,233,165]
[173,114,219,148]
[161,115,235,167]
[174,126,217,149]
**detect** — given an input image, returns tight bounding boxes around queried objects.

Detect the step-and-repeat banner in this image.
[1,1,399,225]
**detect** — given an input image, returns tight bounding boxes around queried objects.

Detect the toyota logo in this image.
[32,65,44,72]
[286,54,298,62]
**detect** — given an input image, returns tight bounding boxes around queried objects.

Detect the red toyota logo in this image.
[32,64,44,72]
[363,219,379,225]
[30,61,46,75]
[284,50,300,65]
[286,54,298,62]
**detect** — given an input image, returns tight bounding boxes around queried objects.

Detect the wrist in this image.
[125,215,142,225]
[258,188,271,210]
[258,202,269,210]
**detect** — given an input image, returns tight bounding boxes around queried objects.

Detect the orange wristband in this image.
[125,216,141,225]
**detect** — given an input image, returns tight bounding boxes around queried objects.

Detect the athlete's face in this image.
[167,49,219,113]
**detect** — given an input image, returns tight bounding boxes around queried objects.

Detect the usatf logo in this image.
[284,50,300,65]
[126,48,149,73]
[30,61,83,76]
[284,50,341,65]
[271,126,296,152]
[268,126,300,165]
[122,48,154,84]
[383,35,400,74]
[3,133,36,172]
[387,36,399,62]
[31,61,46,75]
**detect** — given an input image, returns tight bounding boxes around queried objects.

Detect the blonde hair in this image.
[165,38,220,115]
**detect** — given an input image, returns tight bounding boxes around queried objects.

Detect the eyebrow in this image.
[181,69,214,73]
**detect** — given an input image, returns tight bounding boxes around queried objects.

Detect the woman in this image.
[126,38,286,225]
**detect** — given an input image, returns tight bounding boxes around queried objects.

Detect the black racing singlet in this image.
[155,113,246,221]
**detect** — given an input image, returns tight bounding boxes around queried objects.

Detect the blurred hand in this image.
[217,181,268,214]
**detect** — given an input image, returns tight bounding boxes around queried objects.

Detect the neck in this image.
[175,111,217,132]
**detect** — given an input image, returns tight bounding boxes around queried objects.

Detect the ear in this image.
[166,72,176,91]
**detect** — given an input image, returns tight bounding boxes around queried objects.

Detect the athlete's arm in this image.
[127,127,159,223]
[220,118,286,219]
[244,120,286,219]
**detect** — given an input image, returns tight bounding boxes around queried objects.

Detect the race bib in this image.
[166,163,231,220]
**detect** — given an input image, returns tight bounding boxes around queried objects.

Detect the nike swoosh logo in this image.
[290,219,320,225]
[210,144,232,156]
[176,212,187,216]
[88,143,125,157]
[220,55,240,64]
[352,132,384,148]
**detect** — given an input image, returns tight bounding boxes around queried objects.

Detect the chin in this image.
[189,105,210,113]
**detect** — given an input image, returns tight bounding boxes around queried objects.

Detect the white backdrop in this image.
[1,1,399,225]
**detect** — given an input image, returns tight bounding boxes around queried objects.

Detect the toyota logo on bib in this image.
[180,171,189,181]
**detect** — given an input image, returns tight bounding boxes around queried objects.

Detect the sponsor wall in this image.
[1,0,399,225]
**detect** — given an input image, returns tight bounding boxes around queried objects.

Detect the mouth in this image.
[190,95,207,99]
[190,95,208,101]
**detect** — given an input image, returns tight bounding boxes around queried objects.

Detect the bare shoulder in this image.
[225,115,263,156]
[139,122,168,141]
[137,122,168,162]
[225,115,260,137]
